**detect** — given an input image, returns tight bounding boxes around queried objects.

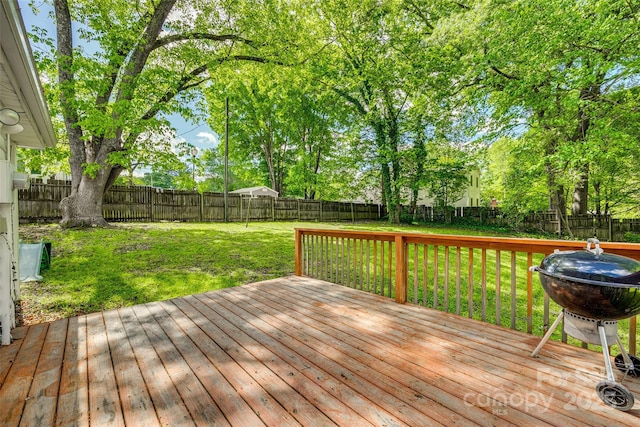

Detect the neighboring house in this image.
[26,171,72,183]
[1,0,56,345]
[230,186,279,198]
[356,168,482,208]
[414,168,482,208]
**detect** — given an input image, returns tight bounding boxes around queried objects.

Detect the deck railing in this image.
[294,228,640,355]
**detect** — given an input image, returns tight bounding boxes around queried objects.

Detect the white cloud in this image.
[196,131,219,146]
[171,136,187,154]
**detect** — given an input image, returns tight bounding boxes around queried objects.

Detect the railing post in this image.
[295,229,303,276]
[395,234,407,304]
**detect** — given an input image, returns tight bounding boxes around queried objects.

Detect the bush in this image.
[624,232,640,243]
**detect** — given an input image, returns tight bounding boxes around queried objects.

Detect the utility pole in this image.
[191,146,198,189]
[224,97,229,222]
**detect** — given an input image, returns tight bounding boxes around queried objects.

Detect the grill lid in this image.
[539,239,640,287]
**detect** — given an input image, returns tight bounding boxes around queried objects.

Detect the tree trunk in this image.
[60,175,109,228]
[410,188,418,221]
[389,121,401,224]
[380,159,395,221]
[410,134,426,222]
[567,83,598,216]
[377,139,401,223]
[571,163,589,215]
[543,133,566,214]
[593,180,601,216]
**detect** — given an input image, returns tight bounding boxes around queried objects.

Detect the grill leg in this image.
[598,324,616,382]
[531,310,564,357]
[615,337,634,369]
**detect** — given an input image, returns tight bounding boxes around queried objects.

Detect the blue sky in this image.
[19,0,220,154]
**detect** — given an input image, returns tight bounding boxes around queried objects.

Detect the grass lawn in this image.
[17,220,531,325]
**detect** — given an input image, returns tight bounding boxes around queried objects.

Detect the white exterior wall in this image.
[1,0,56,344]
[0,143,18,345]
[230,186,279,198]
[409,168,482,208]
[354,168,482,208]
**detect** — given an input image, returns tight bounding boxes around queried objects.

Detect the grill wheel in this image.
[614,354,640,378]
[595,381,635,411]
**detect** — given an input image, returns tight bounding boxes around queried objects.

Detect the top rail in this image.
[295,228,640,259]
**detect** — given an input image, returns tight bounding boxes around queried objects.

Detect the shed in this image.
[230,186,278,198]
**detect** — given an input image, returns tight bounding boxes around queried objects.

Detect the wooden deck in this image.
[1,276,639,426]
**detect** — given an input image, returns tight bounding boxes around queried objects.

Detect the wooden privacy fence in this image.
[409,206,640,242]
[482,210,640,242]
[18,180,383,223]
[294,228,640,355]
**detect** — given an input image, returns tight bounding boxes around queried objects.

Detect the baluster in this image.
[387,240,392,298]
[373,240,378,294]
[433,246,439,309]
[346,238,351,287]
[511,251,517,330]
[444,246,450,312]
[380,241,385,296]
[468,248,474,319]
[481,248,487,322]
[456,247,461,315]
[495,250,501,326]
[413,243,418,304]
[527,252,533,334]
[423,245,428,307]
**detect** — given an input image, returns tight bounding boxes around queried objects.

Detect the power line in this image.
[176,123,208,137]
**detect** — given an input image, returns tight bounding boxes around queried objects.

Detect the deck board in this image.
[86,311,125,427]
[0,322,49,426]
[171,296,336,426]
[131,303,228,426]
[21,318,67,426]
[56,315,89,427]
[103,309,158,427]
[118,306,194,426]
[1,276,640,426]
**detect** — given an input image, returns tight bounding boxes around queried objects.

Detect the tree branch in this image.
[403,0,435,31]
[94,47,133,110]
[334,87,368,116]
[115,0,177,104]
[450,1,471,10]
[489,65,519,80]
[152,33,258,50]
[139,54,275,124]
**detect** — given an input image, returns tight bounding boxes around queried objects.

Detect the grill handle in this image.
[586,238,603,257]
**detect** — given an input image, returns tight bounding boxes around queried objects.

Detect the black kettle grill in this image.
[531,238,640,411]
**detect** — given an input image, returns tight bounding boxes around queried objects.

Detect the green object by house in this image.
[41,242,51,270]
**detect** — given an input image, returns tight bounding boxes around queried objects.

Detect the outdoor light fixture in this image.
[0,108,20,126]
[0,123,23,135]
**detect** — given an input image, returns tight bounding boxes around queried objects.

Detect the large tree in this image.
[431,0,640,218]
[311,0,434,222]
[49,0,271,226]
[205,68,295,196]
[205,63,347,199]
